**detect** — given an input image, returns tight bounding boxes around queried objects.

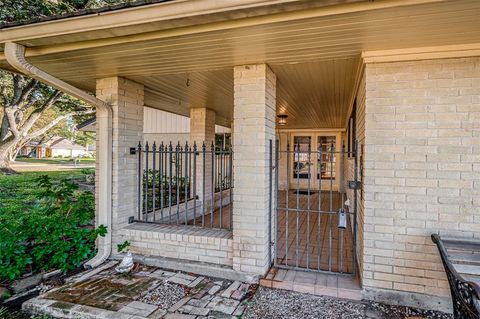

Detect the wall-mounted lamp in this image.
[277,114,288,126]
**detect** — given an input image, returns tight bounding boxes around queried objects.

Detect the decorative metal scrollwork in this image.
[432,234,480,319]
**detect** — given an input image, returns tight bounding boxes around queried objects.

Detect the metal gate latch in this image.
[348,180,361,190]
[338,208,347,229]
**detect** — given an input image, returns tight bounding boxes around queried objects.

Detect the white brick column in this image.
[96,77,144,250]
[190,108,216,212]
[232,64,276,276]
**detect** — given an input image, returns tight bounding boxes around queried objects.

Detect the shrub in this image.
[117,240,130,253]
[0,175,106,282]
[80,168,95,184]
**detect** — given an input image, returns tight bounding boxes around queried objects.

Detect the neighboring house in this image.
[47,137,89,158]
[18,141,46,158]
[1,0,479,314]
[18,136,89,158]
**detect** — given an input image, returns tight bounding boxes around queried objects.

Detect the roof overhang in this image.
[1,0,479,129]
[0,0,366,45]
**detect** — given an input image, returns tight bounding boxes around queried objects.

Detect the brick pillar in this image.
[190,108,216,213]
[96,77,144,250]
[232,64,276,276]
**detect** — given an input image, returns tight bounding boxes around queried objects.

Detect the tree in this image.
[0,0,125,24]
[0,0,125,172]
[0,72,94,171]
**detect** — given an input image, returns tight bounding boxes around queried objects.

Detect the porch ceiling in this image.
[1,0,479,128]
[272,58,360,129]
[132,56,359,129]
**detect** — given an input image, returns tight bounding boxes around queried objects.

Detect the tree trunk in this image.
[0,140,18,174]
[10,139,27,162]
[8,147,18,162]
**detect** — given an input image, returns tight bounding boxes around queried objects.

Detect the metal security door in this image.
[270,139,359,275]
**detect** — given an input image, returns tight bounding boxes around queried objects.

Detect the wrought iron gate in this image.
[270,139,359,275]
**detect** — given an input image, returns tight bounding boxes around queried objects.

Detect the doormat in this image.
[296,190,317,195]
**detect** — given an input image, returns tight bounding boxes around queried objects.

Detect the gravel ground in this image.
[243,287,365,319]
[367,301,453,319]
[139,281,185,309]
[242,287,453,319]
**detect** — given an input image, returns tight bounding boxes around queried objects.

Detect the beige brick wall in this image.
[232,64,276,276]
[356,72,367,284]
[121,223,233,266]
[96,77,144,250]
[363,57,480,304]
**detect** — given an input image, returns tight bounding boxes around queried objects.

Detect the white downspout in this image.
[4,42,113,269]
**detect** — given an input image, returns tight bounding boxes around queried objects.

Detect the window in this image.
[293,136,312,179]
[215,133,231,151]
[317,136,336,180]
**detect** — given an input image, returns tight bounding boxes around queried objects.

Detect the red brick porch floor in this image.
[276,190,354,273]
[190,190,354,275]
[260,267,362,301]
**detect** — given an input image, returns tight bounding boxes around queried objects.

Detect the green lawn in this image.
[15,157,95,164]
[0,170,85,212]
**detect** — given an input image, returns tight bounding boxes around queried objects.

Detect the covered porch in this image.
[1,0,480,311]
[112,51,361,275]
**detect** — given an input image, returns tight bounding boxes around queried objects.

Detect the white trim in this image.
[362,43,480,63]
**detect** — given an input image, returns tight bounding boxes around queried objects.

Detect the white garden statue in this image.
[115,251,134,274]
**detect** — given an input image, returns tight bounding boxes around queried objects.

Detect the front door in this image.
[289,133,340,192]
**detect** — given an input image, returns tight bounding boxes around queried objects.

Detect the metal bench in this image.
[431,234,480,319]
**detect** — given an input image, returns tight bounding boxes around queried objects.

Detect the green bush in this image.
[0,175,106,282]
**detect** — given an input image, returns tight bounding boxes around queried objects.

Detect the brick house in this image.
[1,0,479,313]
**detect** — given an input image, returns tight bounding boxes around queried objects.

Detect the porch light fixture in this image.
[277,114,288,126]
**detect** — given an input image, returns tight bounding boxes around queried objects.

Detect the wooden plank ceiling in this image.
[131,56,359,129]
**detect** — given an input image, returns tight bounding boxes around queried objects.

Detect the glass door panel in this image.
[317,136,336,180]
[293,136,312,179]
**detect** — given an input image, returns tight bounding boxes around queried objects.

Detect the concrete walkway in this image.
[11,161,94,172]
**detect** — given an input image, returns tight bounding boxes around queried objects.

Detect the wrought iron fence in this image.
[214,150,232,192]
[133,141,233,230]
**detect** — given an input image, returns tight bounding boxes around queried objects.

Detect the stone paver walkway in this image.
[23,262,256,319]
[22,262,452,319]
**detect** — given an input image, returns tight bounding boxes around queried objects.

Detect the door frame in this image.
[287,130,342,192]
